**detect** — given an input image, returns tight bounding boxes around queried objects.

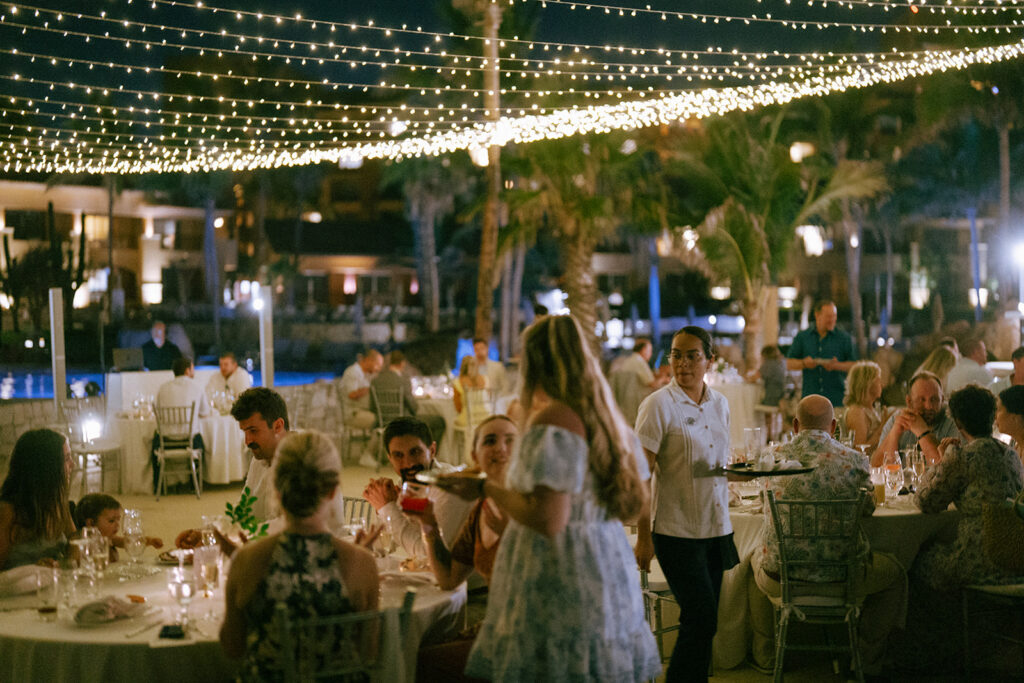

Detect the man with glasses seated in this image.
[749,394,904,678]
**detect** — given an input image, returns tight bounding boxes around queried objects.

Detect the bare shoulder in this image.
[531,402,585,439]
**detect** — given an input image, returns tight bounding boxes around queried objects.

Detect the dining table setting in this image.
[0,511,468,683]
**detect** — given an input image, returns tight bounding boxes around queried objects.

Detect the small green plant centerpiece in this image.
[225,487,270,539]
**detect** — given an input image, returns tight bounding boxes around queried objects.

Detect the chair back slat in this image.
[766,490,867,604]
[154,402,197,449]
[371,387,405,426]
[342,496,374,525]
[276,589,416,682]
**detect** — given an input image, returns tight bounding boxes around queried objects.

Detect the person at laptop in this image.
[142,321,183,371]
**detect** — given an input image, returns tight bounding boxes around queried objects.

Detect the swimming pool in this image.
[0,367,336,400]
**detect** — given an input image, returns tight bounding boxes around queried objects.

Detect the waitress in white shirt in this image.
[634,326,738,683]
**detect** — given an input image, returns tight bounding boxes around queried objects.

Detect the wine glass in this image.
[166,567,197,631]
[193,545,220,599]
[123,530,147,579]
[883,451,904,502]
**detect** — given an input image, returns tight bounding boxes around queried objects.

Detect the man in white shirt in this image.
[339,349,383,430]
[228,388,345,533]
[473,338,508,395]
[205,351,253,400]
[991,345,1024,395]
[610,337,666,424]
[945,337,993,393]
[152,357,210,491]
[362,416,474,557]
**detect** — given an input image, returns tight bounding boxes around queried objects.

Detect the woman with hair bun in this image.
[438,314,660,682]
[220,431,379,680]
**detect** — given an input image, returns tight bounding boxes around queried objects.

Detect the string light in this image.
[4,37,1023,174]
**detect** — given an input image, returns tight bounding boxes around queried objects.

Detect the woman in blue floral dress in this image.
[437,314,661,682]
[220,431,380,681]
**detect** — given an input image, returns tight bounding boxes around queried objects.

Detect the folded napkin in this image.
[0,565,39,598]
[379,570,436,585]
[75,596,149,625]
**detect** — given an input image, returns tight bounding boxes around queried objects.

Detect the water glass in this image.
[123,531,147,579]
[56,569,78,621]
[744,427,764,461]
[91,536,111,579]
[883,452,904,500]
[167,567,197,630]
[36,567,58,621]
[193,545,220,598]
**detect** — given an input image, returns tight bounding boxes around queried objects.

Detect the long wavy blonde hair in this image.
[843,361,881,407]
[916,346,958,389]
[518,315,647,521]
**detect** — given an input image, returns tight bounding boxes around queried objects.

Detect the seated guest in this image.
[339,349,384,467]
[454,356,488,428]
[991,345,1024,395]
[0,429,76,569]
[74,493,162,562]
[362,417,474,557]
[141,320,183,371]
[752,344,787,408]
[872,371,960,467]
[914,346,958,392]
[220,431,379,679]
[152,357,210,493]
[945,337,993,393]
[370,350,446,444]
[750,395,904,678]
[472,337,509,395]
[996,385,1024,466]
[414,415,518,682]
[915,384,1024,591]
[842,361,893,451]
[609,337,665,425]
[205,351,253,400]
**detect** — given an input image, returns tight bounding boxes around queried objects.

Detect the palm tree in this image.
[504,133,641,350]
[673,111,888,370]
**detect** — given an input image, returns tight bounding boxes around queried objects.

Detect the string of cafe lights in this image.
[4,36,1024,174]
[4,3,994,86]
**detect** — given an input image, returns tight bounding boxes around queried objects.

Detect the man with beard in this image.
[871,371,960,467]
[362,417,474,557]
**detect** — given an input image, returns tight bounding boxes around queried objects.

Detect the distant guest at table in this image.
[991,345,1024,395]
[914,345,958,392]
[610,337,667,425]
[749,395,903,678]
[842,360,893,451]
[339,349,383,466]
[0,429,75,570]
[454,355,489,428]
[916,384,1024,590]
[996,386,1024,466]
[141,320,183,371]
[370,350,446,445]
[786,300,857,407]
[751,344,786,408]
[440,315,659,682]
[205,351,253,400]
[872,371,959,468]
[415,415,518,682]
[945,337,993,393]
[362,417,474,558]
[220,430,380,679]
[152,357,209,492]
[473,337,508,395]
[635,325,737,682]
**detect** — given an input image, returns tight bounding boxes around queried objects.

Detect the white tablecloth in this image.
[0,558,466,683]
[709,381,761,448]
[712,497,960,670]
[111,414,249,494]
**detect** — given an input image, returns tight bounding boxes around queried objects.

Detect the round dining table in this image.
[0,554,467,683]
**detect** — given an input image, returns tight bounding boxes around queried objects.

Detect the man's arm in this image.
[871,414,902,467]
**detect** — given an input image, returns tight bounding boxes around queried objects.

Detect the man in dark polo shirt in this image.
[142,320,183,371]
[786,299,857,407]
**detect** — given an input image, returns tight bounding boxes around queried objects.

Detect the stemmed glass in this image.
[883,451,904,502]
[69,538,97,601]
[166,567,197,633]
[121,509,146,579]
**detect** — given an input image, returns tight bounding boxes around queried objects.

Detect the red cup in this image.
[400,496,429,512]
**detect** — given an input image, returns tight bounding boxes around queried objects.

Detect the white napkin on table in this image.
[75,596,148,625]
[776,459,803,470]
[0,565,39,598]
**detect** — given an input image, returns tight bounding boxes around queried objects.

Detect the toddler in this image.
[74,493,163,561]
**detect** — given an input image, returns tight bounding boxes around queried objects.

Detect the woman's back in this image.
[240,533,358,682]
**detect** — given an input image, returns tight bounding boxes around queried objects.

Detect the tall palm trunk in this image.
[560,223,600,352]
[411,196,441,333]
[842,200,866,356]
